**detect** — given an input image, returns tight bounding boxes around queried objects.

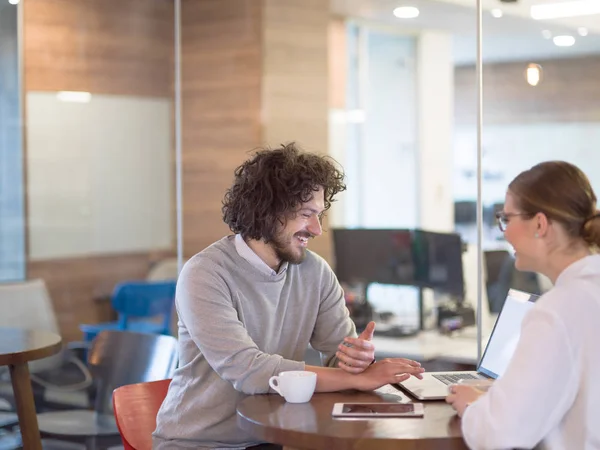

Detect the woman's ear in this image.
[536,212,550,237]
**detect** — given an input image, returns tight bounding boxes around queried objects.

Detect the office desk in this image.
[0,328,62,450]
[237,390,467,450]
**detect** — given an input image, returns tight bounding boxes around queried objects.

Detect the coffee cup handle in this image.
[269,376,283,396]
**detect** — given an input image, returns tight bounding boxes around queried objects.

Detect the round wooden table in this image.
[237,390,468,450]
[0,328,62,450]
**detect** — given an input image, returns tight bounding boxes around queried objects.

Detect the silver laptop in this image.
[398,289,539,400]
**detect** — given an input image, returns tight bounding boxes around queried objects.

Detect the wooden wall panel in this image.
[28,251,173,342]
[455,56,600,125]
[261,0,332,263]
[24,0,174,96]
[180,0,262,254]
[23,0,175,341]
[328,18,347,110]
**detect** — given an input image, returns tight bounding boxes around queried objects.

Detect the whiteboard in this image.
[26,92,173,260]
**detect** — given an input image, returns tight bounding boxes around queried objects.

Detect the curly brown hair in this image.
[222,143,346,242]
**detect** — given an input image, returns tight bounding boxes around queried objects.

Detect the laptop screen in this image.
[478,289,539,379]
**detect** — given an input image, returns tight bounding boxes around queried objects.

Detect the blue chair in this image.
[80,280,176,343]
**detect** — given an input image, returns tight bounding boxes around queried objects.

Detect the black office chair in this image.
[36,330,178,450]
[486,251,541,314]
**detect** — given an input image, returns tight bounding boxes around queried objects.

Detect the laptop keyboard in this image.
[432,373,479,385]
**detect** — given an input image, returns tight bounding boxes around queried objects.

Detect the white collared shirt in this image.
[234,234,288,277]
[462,254,600,450]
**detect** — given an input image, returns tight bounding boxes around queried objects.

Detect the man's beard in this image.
[271,231,310,265]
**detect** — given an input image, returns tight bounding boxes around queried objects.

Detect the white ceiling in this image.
[438,0,600,33]
[330,0,600,64]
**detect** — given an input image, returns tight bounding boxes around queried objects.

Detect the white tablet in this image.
[331,402,424,418]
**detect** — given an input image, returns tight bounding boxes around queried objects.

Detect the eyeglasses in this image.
[495,211,534,232]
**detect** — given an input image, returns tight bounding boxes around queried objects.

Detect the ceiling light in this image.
[525,64,543,87]
[491,9,503,18]
[393,6,420,19]
[8,0,19,4]
[553,35,576,47]
[578,27,589,36]
[56,91,92,103]
[531,0,600,20]
[542,30,552,39]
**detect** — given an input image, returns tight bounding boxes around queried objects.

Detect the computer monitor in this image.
[454,201,477,225]
[485,251,542,314]
[332,229,415,286]
[411,230,465,299]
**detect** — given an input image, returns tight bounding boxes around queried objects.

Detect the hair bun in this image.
[581,211,600,247]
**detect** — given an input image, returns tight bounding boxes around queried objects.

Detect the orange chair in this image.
[113,379,172,450]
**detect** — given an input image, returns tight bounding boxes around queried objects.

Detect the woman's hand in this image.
[352,358,425,391]
[445,384,485,417]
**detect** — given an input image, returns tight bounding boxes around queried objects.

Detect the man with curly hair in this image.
[153,143,424,450]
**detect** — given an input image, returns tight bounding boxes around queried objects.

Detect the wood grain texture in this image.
[328,18,347,110]
[262,0,333,263]
[180,0,263,255]
[23,0,174,96]
[0,329,62,366]
[22,0,332,342]
[238,392,468,450]
[10,363,42,450]
[23,0,176,342]
[455,56,600,125]
[1,329,62,450]
[27,251,173,342]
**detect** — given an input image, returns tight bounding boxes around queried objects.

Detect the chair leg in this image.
[85,435,97,450]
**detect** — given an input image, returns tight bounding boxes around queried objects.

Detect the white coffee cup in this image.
[268,370,317,403]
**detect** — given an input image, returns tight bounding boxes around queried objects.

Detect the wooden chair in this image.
[113,379,172,450]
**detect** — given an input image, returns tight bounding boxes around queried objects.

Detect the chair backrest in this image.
[113,379,171,450]
[0,279,64,373]
[484,250,511,285]
[145,260,180,338]
[111,280,176,331]
[146,258,179,282]
[89,331,177,415]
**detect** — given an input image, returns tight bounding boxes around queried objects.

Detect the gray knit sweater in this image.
[153,236,355,449]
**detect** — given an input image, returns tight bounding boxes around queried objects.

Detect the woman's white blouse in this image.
[462,254,600,450]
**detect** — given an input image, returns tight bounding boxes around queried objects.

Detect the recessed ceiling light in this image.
[578,27,589,36]
[393,6,420,19]
[491,9,503,18]
[531,0,600,20]
[553,35,576,47]
[542,30,553,39]
[525,63,543,87]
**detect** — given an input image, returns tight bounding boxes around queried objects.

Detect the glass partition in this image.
[0,1,25,282]
[477,0,600,312]
[0,0,177,342]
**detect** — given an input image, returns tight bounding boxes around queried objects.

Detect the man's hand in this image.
[336,322,377,374]
[445,384,484,417]
[351,358,425,391]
